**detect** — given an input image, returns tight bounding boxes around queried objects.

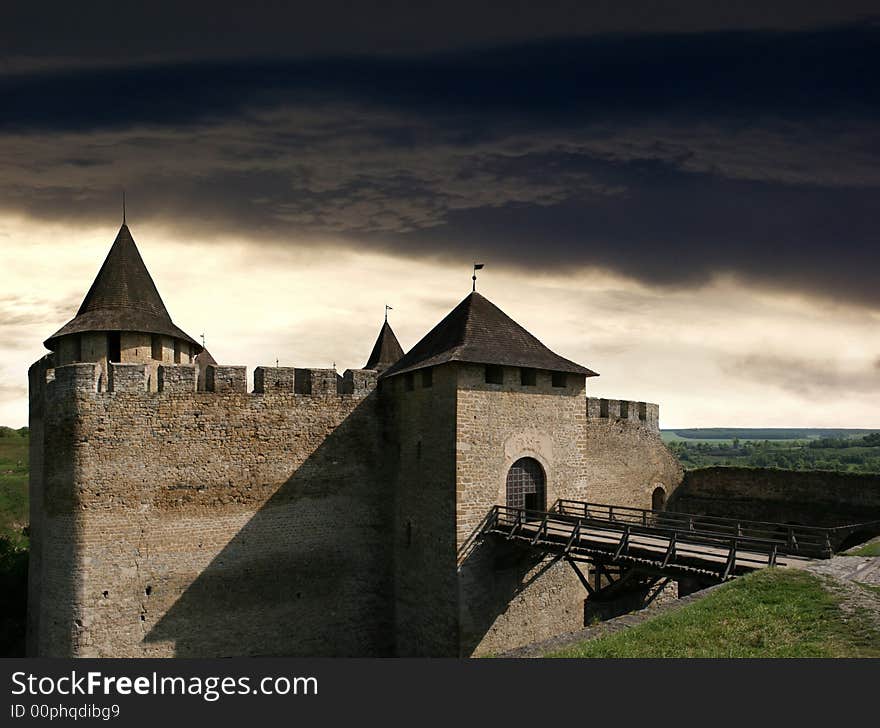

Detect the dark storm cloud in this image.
[2,23,880,307]
[3,1,878,71]
[2,25,879,132]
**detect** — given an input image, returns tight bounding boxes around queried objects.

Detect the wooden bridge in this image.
[460,499,879,599]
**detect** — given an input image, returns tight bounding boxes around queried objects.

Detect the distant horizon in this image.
[660,426,880,432]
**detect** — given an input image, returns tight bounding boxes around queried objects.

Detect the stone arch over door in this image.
[506,457,547,512]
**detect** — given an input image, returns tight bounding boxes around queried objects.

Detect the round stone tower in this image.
[43,223,202,391]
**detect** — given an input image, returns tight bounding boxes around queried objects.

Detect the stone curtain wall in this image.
[30,358,686,658]
[670,467,880,527]
[29,362,392,657]
[583,397,682,510]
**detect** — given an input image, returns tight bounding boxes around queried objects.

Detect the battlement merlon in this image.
[43,362,379,397]
[587,397,660,431]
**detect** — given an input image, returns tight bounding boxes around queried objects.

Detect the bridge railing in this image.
[487,504,795,577]
[492,504,791,554]
[552,499,833,558]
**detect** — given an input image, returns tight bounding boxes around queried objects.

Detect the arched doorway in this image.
[506,457,546,512]
[651,486,666,512]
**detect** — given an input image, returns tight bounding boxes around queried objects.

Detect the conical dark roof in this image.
[365,321,404,372]
[44,224,201,351]
[381,292,598,379]
[195,347,218,390]
[194,347,217,370]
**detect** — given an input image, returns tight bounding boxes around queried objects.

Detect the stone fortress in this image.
[27,223,682,657]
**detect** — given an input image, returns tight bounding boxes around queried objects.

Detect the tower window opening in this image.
[108,332,122,363]
[620,401,629,418]
[551,372,567,388]
[151,335,162,361]
[520,368,536,386]
[173,339,181,364]
[485,365,503,385]
[639,402,647,421]
[73,335,82,362]
[600,398,609,417]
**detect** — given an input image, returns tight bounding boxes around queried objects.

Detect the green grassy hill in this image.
[548,569,880,658]
[0,429,28,547]
[0,428,28,656]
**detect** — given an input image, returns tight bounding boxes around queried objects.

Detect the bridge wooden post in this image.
[530,515,549,545]
[613,525,630,560]
[722,538,738,580]
[661,532,677,568]
[563,520,582,554]
[566,558,595,596]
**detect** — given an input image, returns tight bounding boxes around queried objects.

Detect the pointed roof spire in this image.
[365,320,404,373]
[44,224,201,351]
[380,292,597,379]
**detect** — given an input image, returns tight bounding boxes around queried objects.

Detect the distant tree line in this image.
[667,433,880,474]
[670,428,876,441]
[0,427,28,438]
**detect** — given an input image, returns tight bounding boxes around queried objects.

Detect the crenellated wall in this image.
[29,359,683,658]
[29,361,392,657]
[53,332,195,394]
[583,396,680,510]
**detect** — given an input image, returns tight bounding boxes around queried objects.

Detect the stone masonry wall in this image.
[584,397,683,510]
[386,366,459,657]
[670,467,880,527]
[30,362,392,657]
[30,355,685,658]
[455,364,589,656]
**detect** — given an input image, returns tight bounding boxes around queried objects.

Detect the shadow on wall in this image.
[37,394,80,657]
[457,526,566,657]
[146,393,395,657]
[669,467,880,528]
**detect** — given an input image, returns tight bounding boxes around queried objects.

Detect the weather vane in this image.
[472,263,484,292]
[385,304,393,322]
[122,190,126,225]
[200,333,206,348]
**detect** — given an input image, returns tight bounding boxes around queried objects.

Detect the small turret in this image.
[365,320,404,373]
[44,223,201,390]
[194,347,218,392]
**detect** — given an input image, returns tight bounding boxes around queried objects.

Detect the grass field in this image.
[0,435,29,547]
[661,432,803,444]
[846,542,880,557]
[547,569,880,658]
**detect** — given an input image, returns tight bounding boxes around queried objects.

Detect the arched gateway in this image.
[506,457,546,512]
